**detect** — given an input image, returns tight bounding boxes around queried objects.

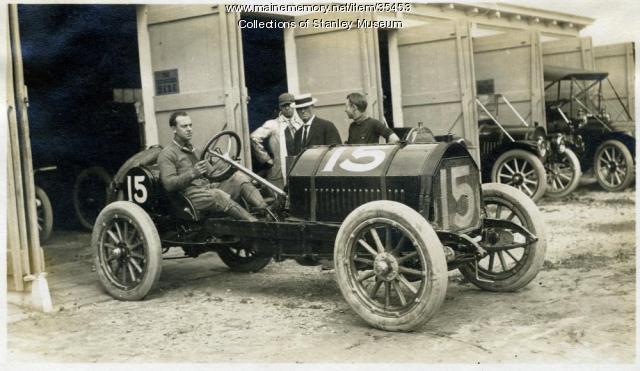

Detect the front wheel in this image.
[545,148,582,198]
[459,183,547,292]
[334,200,448,332]
[594,140,634,192]
[93,201,162,300]
[491,149,547,201]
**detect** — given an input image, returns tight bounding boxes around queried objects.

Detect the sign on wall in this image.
[154,69,180,95]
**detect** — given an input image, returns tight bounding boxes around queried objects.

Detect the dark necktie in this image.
[301,125,309,146]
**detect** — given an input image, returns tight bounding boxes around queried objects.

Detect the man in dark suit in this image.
[291,93,341,155]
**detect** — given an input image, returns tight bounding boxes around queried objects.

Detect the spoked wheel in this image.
[491,149,547,201]
[93,201,162,300]
[217,244,272,273]
[545,148,582,198]
[459,183,546,292]
[74,166,112,230]
[594,140,634,192]
[35,186,53,243]
[335,201,447,332]
[201,130,242,182]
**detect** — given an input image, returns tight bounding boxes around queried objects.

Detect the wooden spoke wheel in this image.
[74,166,112,230]
[491,149,547,201]
[545,148,581,198]
[459,183,547,292]
[93,201,162,300]
[217,245,272,273]
[335,201,447,332]
[594,139,634,192]
[35,186,53,243]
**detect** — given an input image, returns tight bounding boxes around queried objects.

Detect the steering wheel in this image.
[200,130,242,182]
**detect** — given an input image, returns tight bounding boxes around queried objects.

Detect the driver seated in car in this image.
[157,111,268,221]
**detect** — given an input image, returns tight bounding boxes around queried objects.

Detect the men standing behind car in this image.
[344,92,400,144]
[157,111,268,221]
[292,93,341,155]
[250,93,303,189]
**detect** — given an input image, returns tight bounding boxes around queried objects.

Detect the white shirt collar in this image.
[302,115,316,127]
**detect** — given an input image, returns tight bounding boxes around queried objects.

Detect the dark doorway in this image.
[240,14,288,132]
[18,5,142,229]
[378,30,394,127]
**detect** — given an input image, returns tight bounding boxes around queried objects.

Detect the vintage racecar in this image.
[94,131,546,331]
[544,65,635,192]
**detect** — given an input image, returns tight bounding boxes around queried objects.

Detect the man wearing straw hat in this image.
[291,93,341,155]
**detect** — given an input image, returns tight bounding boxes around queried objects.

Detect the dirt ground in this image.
[6,182,636,364]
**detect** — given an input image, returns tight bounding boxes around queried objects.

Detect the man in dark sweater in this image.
[344,92,400,145]
[291,93,341,155]
[157,111,268,221]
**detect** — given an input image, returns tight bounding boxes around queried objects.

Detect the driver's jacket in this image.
[157,141,246,212]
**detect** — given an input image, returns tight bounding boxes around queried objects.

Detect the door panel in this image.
[473,31,546,129]
[143,5,250,164]
[542,37,597,119]
[394,21,479,164]
[595,42,635,122]
[291,13,384,141]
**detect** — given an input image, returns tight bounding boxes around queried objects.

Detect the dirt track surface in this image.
[7,184,636,363]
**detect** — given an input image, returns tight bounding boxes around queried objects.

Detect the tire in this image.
[545,148,582,198]
[93,201,162,300]
[74,166,112,230]
[334,200,448,332]
[459,183,547,292]
[594,140,635,192]
[491,149,547,202]
[35,186,53,243]
[217,245,272,273]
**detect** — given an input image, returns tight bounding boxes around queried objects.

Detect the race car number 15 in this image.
[322,147,386,173]
[126,175,148,204]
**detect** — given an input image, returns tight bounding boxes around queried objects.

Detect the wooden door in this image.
[288,13,385,141]
[140,5,250,164]
[473,31,546,129]
[392,21,479,163]
[595,42,635,122]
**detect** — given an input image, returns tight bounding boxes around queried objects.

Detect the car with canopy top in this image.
[544,65,635,192]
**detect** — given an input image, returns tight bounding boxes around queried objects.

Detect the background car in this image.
[544,65,635,192]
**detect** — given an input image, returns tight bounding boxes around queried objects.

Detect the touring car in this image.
[544,65,635,191]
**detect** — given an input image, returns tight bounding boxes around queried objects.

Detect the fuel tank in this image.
[287,142,482,233]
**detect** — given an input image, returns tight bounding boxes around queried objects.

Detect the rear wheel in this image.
[459,183,546,292]
[334,201,448,332]
[93,201,162,300]
[217,245,272,273]
[35,186,53,243]
[545,148,581,198]
[594,140,634,192]
[74,166,112,230]
[491,149,547,201]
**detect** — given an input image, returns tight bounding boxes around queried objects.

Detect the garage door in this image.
[473,30,546,129]
[595,42,635,122]
[142,5,250,164]
[542,37,596,70]
[290,12,384,141]
[394,21,479,163]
